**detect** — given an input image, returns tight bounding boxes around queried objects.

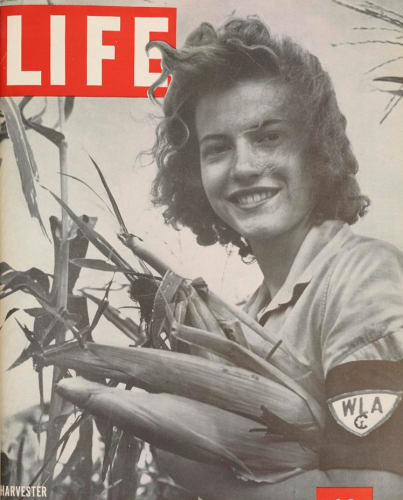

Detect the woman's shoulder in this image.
[321,231,403,372]
[343,232,403,255]
[329,232,403,285]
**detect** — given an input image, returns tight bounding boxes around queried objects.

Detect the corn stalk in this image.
[40,98,71,497]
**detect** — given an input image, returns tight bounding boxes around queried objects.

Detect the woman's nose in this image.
[229,140,265,181]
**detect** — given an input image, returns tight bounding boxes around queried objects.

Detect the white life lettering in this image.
[87,16,120,85]
[7,16,41,85]
[134,17,168,87]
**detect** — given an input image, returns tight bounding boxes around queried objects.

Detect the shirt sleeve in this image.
[319,239,403,474]
[321,238,403,375]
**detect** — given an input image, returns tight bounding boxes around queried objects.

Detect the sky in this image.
[1,0,403,421]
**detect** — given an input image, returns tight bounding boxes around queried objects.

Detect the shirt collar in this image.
[246,221,354,320]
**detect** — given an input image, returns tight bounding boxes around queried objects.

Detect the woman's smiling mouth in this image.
[228,188,281,209]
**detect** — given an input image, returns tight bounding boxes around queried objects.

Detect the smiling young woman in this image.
[147,17,403,500]
[195,78,315,296]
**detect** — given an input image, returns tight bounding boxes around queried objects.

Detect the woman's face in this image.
[195,78,315,247]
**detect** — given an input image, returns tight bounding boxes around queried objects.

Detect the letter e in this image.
[134,17,168,87]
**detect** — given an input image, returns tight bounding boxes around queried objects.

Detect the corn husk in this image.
[39,341,322,442]
[89,343,322,434]
[155,271,320,402]
[36,342,133,384]
[164,309,323,427]
[122,235,318,388]
[171,321,319,408]
[185,286,229,362]
[151,271,184,347]
[205,291,320,398]
[57,377,318,483]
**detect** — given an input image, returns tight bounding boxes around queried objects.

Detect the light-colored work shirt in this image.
[244,220,403,422]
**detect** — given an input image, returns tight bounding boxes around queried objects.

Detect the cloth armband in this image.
[320,360,403,475]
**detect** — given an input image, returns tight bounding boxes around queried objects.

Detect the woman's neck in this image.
[250,222,313,299]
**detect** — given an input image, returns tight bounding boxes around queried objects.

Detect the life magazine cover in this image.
[1,1,403,499]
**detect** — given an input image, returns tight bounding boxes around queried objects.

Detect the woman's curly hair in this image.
[148,17,370,256]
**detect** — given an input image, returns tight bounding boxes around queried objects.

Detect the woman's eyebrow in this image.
[245,118,284,134]
[199,134,227,146]
[199,119,285,145]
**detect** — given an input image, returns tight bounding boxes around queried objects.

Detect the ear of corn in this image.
[41,236,326,484]
[221,319,251,349]
[36,342,133,384]
[207,291,277,345]
[184,287,229,362]
[186,285,225,337]
[121,237,320,398]
[151,271,184,345]
[171,321,283,377]
[88,343,322,430]
[205,290,323,402]
[171,320,324,426]
[57,378,318,483]
[40,341,322,440]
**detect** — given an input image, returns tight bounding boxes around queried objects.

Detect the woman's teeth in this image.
[236,190,276,206]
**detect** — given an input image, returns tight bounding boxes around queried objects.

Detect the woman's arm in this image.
[157,451,403,500]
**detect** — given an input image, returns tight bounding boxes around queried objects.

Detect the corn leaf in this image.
[332,0,403,29]
[70,258,129,273]
[1,307,19,325]
[19,96,64,147]
[45,188,137,280]
[27,413,89,489]
[82,291,144,344]
[64,97,75,121]
[88,155,129,235]
[101,425,120,482]
[8,345,35,371]
[58,173,115,217]
[25,307,47,318]
[380,89,403,97]
[0,97,48,237]
[109,432,141,500]
[0,264,51,302]
[374,76,403,84]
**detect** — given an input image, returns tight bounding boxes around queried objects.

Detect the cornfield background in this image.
[1,1,402,499]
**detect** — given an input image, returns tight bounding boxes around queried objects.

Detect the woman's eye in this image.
[201,144,230,160]
[258,131,282,145]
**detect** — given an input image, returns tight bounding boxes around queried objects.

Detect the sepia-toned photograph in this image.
[1,1,403,499]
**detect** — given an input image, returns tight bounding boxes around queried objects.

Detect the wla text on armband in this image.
[0,5,176,97]
[1,486,47,497]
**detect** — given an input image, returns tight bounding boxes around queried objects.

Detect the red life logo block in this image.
[317,487,373,500]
